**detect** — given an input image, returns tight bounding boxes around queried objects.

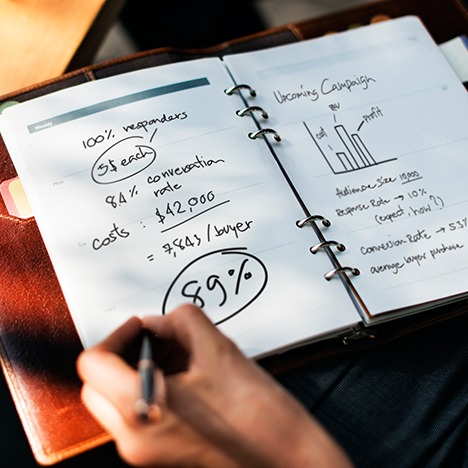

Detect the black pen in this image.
[135,332,155,421]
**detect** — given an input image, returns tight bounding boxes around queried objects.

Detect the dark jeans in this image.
[278,312,468,467]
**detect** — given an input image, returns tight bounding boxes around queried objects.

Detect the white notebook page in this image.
[224,16,468,318]
[1,58,358,354]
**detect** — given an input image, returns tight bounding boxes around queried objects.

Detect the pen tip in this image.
[140,334,152,360]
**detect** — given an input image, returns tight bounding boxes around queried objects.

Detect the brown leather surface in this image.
[0,0,466,464]
[0,144,111,463]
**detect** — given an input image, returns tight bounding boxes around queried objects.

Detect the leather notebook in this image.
[0,0,467,464]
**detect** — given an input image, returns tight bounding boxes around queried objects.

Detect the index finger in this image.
[77,316,142,391]
[76,316,145,421]
[142,305,242,365]
[93,315,143,355]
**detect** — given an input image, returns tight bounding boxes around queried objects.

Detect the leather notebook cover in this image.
[0,0,466,464]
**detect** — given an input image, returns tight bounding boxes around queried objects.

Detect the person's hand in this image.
[77,304,352,467]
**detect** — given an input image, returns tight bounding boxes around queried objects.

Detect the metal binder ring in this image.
[296,215,331,228]
[310,241,346,254]
[224,84,257,97]
[324,266,360,281]
[248,128,281,142]
[236,106,269,119]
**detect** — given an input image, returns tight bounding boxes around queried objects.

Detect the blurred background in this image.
[94,0,370,63]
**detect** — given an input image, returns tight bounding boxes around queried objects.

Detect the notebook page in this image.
[224,17,468,318]
[1,57,357,355]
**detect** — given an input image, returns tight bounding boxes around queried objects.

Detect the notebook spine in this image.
[225,83,360,282]
[296,216,360,281]
[226,85,281,142]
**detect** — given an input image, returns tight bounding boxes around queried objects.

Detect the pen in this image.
[135,332,155,421]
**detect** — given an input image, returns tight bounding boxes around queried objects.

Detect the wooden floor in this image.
[0,0,123,96]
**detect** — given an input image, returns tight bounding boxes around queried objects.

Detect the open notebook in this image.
[1,16,467,358]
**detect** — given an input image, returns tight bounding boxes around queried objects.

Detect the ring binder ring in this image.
[310,240,346,254]
[236,106,269,119]
[296,215,331,228]
[324,266,360,281]
[248,128,281,142]
[224,84,257,97]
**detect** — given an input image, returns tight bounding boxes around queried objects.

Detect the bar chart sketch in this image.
[303,121,396,174]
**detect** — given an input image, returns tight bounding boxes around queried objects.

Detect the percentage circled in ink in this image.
[162,247,268,325]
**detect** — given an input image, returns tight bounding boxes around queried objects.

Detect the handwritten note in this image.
[1,58,358,353]
[224,17,468,318]
[4,18,466,353]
